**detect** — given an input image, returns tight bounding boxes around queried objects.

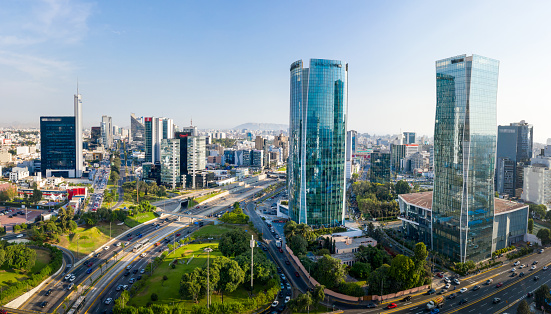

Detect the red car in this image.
[387,303,397,309]
[279,248,283,253]
[176,234,181,237]
[496,282,503,288]
[295,271,300,278]
[436,273,444,278]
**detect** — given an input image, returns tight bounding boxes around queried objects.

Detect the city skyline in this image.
[2,1,551,142]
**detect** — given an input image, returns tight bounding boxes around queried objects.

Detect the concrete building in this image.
[403,132,416,144]
[521,156,551,208]
[101,115,113,149]
[74,91,83,177]
[370,151,390,184]
[130,113,145,146]
[9,167,29,182]
[160,139,181,189]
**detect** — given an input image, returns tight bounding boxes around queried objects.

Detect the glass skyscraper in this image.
[432,54,499,263]
[288,59,347,227]
[40,116,77,177]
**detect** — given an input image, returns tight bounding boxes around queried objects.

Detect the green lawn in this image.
[31,249,51,274]
[192,224,258,239]
[57,221,128,259]
[125,212,158,228]
[194,191,223,204]
[533,222,546,235]
[0,248,52,288]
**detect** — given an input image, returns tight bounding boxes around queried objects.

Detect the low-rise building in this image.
[10,167,29,182]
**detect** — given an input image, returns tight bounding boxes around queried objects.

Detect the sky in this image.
[1,0,551,142]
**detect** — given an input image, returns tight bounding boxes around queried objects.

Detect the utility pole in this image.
[250,235,255,292]
[110,221,112,239]
[204,247,213,309]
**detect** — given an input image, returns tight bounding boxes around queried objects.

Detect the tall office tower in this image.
[255,136,266,150]
[74,92,83,177]
[186,136,207,188]
[40,117,77,177]
[160,138,181,189]
[496,121,534,197]
[181,125,198,136]
[370,151,391,184]
[145,117,157,163]
[288,58,347,227]
[130,113,145,144]
[390,144,406,172]
[346,130,358,180]
[403,132,416,144]
[90,127,101,149]
[273,134,289,160]
[101,115,113,148]
[432,54,499,263]
[160,117,175,140]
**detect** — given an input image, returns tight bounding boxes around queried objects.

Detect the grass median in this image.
[124,212,158,228]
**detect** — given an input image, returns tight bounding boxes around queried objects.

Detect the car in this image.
[520,264,526,268]
[279,248,283,253]
[436,272,444,278]
[430,309,440,314]
[402,296,412,301]
[262,246,268,251]
[280,283,284,289]
[444,277,451,283]
[116,242,121,247]
[94,253,101,258]
[448,293,456,299]
[511,268,516,272]
[123,285,129,290]
[493,297,501,304]
[64,274,72,280]
[527,291,534,298]
[125,242,130,246]
[277,267,282,273]
[284,296,290,303]
[116,285,123,291]
[485,279,493,285]
[540,249,545,254]
[280,274,286,280]
[511,272,517,277]
[126,265,132,270]
[285,260,290,265]
[459,298,468,305]
[545,266,549,271]
[271,301,279,308]
[427,288,436,295]
[438,290,445,295]
[67,283,74,290]
[531,265,537,270]
[16,234,23,238]
[40,301,48,308]
[86,268,93,274]
[533,261,539,265]
[295,271,300,278]
[520,272,525,277]
[69,275,76,282]
[124,271,130,276]
[103,246,109,250]
[45,289,52,296]
[454,278,460,285]
[514,261,520,266]
[137,275,142,280]
[140,253,147,257]
[534,276,540,281]
[133,269,138,274]
[105,298,113,305]
[176,233,181,237]
[366,302,377,308]
[496,282,503,288]
[387,303,397,309]
[444,283,451,289]
[140,269,145,274]
[459,288,467,293]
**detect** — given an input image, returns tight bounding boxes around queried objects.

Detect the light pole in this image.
[250,235,255,292]
[204,247,213,309]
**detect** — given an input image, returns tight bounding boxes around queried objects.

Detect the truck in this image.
[276,240,282,248]
[426,296,444,311]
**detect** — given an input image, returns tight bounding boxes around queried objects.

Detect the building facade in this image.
[521,156,551,207]
[432,54,500,263]
[130,113,145,145]
[101,115,113,149]
[74,92,83,177]
[370,151,390,184]
[160,139,180,189]
[288,58,347,227]
[40,116,77,178]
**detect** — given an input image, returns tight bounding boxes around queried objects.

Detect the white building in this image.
[160,139,180,189]
[522,156,551,208]
[10,167,29,182]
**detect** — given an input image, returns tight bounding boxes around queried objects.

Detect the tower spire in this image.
[190,117,193,126]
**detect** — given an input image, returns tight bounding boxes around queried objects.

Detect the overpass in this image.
[155,211,217,222]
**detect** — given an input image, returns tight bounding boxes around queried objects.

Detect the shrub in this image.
[151,293,158,301]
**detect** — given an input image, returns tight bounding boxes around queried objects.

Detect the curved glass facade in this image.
[432,54,499,263]
[288,59,347,227]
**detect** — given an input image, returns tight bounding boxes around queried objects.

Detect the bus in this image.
[67,296,86,314]
[133,238,150,252]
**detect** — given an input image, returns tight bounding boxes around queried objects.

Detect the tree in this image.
[115,290,130,308]
[217,258,245,294]
[151,293,158,301]
[349,262,371,280]
[516,299,530,314]
[535,284,551,311]
[537,228,551,245]
[413,242,428,266]
[0,249,6,267]
[180,267,203,302]
[530,204,547,219]
[234,250,276,283]
[368,264,391,295]
[288,234,308,256]
[389,255,418,290]
[313,255,346,289]
[219,229,249,257]
[288,291,313,312]
[30,187,42,204]
[312,285,325,305]
[395,180,410,195]
[528,219,534,234]
[162,275,168,286]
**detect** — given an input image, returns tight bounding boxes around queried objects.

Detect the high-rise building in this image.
[432,54,499,263]
[186,136,207,188]
[130,113,145,144]
[90,127,101,149]
[40,116,77,177]
[496,121,533,197]
[390,144,406,172]
[144,117,157,163]
[74,92,83,177]
[403,132,416,144]
[522,156,551,207]
[370,151,391,184]
[273,134,289,160]
[288,58,347,227]
[160,117,175,140]
[160,138,180,189]
[255,136,266,150]
[101,115,113,148]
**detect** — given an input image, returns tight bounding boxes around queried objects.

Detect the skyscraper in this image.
[130,113,145,143]
[432,54,499,263]
[40,116,77,177]
[370,151,391,184]
[101,115,113,148]
[74,91,83,177]
[496,121,533,197]
[288,59,347,227]
[403,132,416,144]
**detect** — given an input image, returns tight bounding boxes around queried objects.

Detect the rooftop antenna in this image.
[190,117,193,126]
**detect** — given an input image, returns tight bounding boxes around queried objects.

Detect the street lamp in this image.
[250,235,255,292]
[204,247,213,309]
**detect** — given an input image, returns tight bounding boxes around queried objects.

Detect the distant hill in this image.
[233,123,288,131]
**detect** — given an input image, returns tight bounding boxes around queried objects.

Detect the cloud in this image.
[0,50,74,79]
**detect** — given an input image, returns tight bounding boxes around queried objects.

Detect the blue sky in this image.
[1,0,551,142]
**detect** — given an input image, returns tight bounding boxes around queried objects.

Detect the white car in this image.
[140,253,147,257]
[284,296,290,303]
[531,265,536,270]
[454,278,460,285]
[459,288,467,293]
[16,234,24,238]
[511,268,516,272]
[64,274,72,280]
[271,301,279,307]
[444,283,451,289]
[116,242,121,247]
[544,266,548,271]
[514,261,520,266]
[69,275,76,282]
[444,277,451,283]
[105,298,113,305]
[104,246,109,250]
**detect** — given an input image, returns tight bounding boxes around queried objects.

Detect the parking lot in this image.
[0,207,43,232]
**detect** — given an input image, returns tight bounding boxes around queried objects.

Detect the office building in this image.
[370,151,391,184]
[130,113,145,144]
[522,156,551,207]
[90,127,101,149]
[255,136,266,150]
[74,92,83,177]
[403,132,416,144]
[432,54,499,262]
[160,139,180,189]
[186,136,207,188]
[288,58,347,227]
[496,121,533,197]
[160,117,175,140]
[252,150,263,168]
[101,115,113,148]
[399,192,528,259]
[40,116,77,177]
[144,117,170,163]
